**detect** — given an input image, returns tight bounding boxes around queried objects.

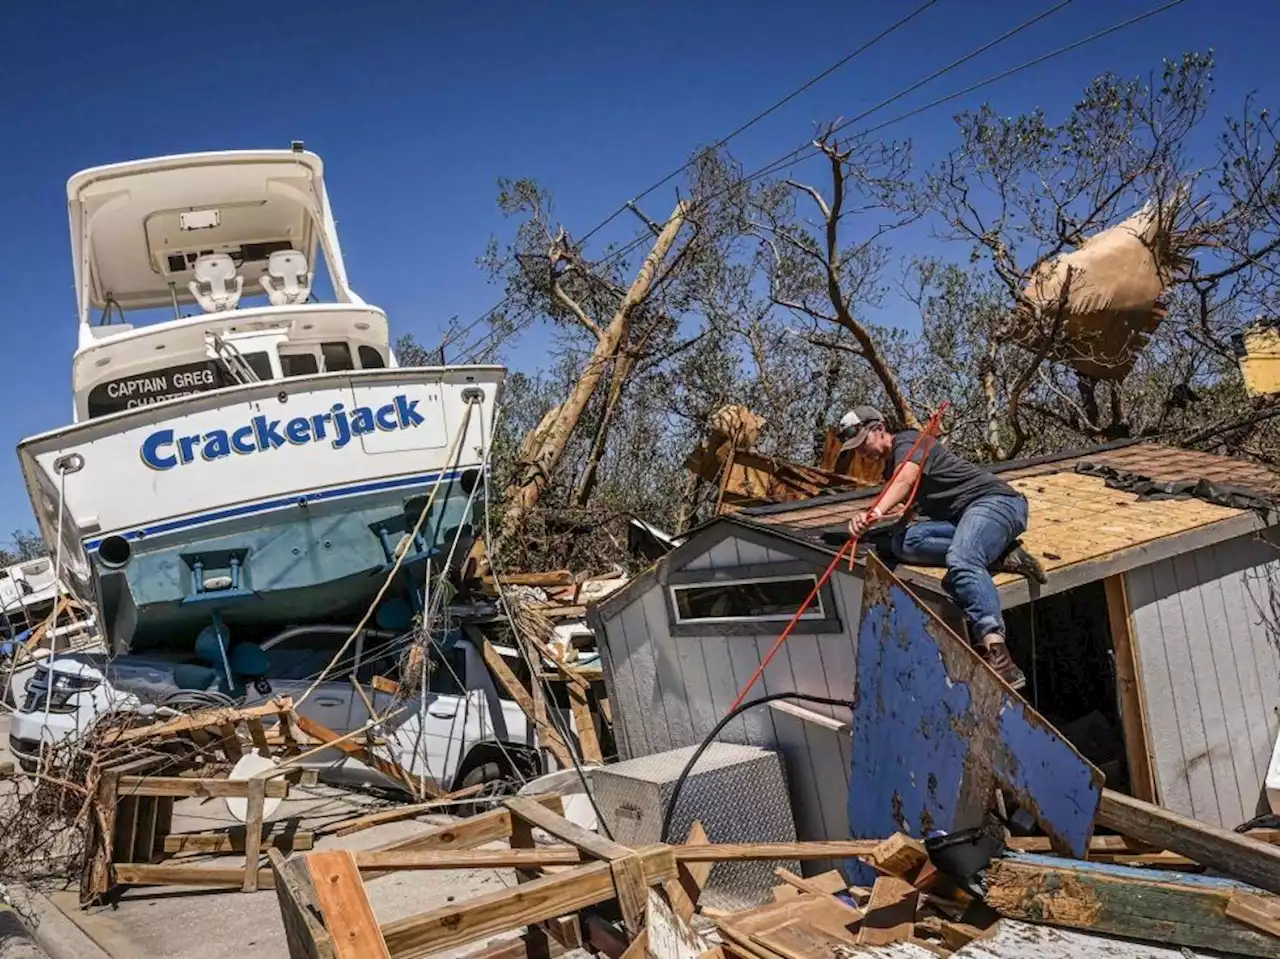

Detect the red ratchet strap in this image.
[726,403,950,713]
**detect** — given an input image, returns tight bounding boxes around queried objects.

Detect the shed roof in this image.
[735,441,1280,604]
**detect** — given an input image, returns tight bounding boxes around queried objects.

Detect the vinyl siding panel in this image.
[1125,532,1280,827]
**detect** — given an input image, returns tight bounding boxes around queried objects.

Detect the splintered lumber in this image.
[110,698,293,743]
[1229,892,1280,938]
[1097,788,1280,894]
[505,797,647,934]
[857,876,919,946]
[672,841,879,862]
[270,849,335,959]
[866,833,928,879]
[355,847,585,871]
[164,827,314,854]
[307,850,391,959]
[773,868,862,920]
[666,821,712,924]
[379,844,676,958]
[985,853,1280,958]
[117,776,291,798]
[646,887,708,959]
[482,639,574,767]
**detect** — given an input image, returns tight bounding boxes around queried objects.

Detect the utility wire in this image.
[574,0,948,249]
[455,0,1185,363]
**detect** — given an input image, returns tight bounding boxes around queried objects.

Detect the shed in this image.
[588,440,1280,856]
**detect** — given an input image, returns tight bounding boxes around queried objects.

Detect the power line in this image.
[574,0,948,248]
[443,0,949,360]
[454,0,1187,362]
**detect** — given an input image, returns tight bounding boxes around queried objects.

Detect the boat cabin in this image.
[67,148,394,423]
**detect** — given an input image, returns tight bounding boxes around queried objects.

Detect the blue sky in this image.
[0,0,1272,539]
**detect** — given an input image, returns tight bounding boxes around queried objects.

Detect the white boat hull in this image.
[18,366,503,652]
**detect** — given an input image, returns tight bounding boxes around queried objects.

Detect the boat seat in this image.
[187,253,244,313]
[259,249,311,306]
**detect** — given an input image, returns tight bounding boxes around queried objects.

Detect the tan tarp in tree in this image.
[1011,199,1188,380]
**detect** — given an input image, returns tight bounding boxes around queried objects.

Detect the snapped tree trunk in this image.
[571,349,636,508]
[503,202,690,534]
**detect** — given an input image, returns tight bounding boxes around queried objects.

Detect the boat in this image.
[16,147,504,658]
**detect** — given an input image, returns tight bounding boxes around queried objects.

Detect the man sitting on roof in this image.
[840,406,1046,690]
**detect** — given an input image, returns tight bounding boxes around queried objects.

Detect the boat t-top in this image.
[18,147,504,656]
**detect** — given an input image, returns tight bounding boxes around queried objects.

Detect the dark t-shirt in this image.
[884,430,1020,522]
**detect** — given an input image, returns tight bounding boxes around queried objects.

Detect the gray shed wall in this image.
[1125,531,1280,828]
[596,532,859,861]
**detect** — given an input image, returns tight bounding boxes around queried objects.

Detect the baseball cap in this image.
[837,406,885,452]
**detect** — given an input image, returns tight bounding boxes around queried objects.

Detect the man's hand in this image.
[848,506,884,537]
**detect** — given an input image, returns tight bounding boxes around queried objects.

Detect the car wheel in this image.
[456,760,517,816]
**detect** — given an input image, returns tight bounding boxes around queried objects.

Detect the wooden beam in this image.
[1096,788,1280,894]
[165,828,314,854]
[114,864,275,888]
[766,700,850,733]
[308,850,391,959]
[666,821,712,924]
[379,845,676,959]
[1229,892,1280,937]
[864,833,928,879]
[270,849,335,959]
[672,841,880,862]
[986,853,1280,958]
[117,776,290,799]
[856,877,918,946]
[503,797,646,934]
[567,683,602,764]
[482,639,573,767]
[108,699,293,743]
[1103,574,1157,803]
[316,786,486,838]
[356,847,584,870]
[242,777,268,892]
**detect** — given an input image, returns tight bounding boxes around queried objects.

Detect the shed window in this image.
[671,575,821,624]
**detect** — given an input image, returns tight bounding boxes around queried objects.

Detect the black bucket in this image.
[924,824,1005,898]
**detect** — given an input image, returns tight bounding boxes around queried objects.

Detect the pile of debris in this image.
[267,790,1280,958]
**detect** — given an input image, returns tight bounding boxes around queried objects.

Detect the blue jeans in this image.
[890,494,1028,643]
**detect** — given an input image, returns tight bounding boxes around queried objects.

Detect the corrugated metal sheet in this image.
[1125,531,1280,827]
[847,556,1102,883]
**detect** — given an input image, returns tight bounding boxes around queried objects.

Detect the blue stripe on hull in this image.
[85,468,469,551]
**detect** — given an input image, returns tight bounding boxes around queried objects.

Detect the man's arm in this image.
[850,460,922,535]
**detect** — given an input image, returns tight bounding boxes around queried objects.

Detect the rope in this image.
[294,400,477,708]
[726,404,949,713]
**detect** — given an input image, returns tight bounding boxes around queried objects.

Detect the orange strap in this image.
[727,404,949,713]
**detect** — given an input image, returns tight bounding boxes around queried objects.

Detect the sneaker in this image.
[997,543,1048,585]
[979,640,1027,690]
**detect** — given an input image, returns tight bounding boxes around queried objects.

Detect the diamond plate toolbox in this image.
[591,742,799,910]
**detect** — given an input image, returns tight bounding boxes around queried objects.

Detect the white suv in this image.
[9,629,562,793]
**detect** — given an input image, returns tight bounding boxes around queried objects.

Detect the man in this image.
[838,406,1045,690]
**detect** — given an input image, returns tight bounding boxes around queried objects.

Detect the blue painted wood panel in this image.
[847,556,1102,881]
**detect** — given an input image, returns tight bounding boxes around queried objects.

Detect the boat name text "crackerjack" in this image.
[139,396,426,471]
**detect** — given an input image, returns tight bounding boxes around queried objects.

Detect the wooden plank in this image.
[356,847,584,870]
[1096,788,1280,894]
[505,796,645,932]
[461,933,568,959]
[568,683,603,764]
[80,769,120,903]
[773,869,861,919]
[114,864,275,888]
[247,718,272,757]
[379,845,676,959]
[1104,575,1157,803]
[483,639,573,767]
[290,713,440,798]
[316,786,486,838]
[672,841,879,862]
[665,821,712,924]
[130,796,159,864]
[865,833,928,879]
[270,849,335,959]
[165,828,314,854]
[1228,892,1280,937]
[242,777,268,892]
[308,850,390,959]
[646,887,708,959]
[766,700,849,733]
[857,876,919,946]
[986,854,1280,958]
[218,723,245,762]
[117,776,290,798]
